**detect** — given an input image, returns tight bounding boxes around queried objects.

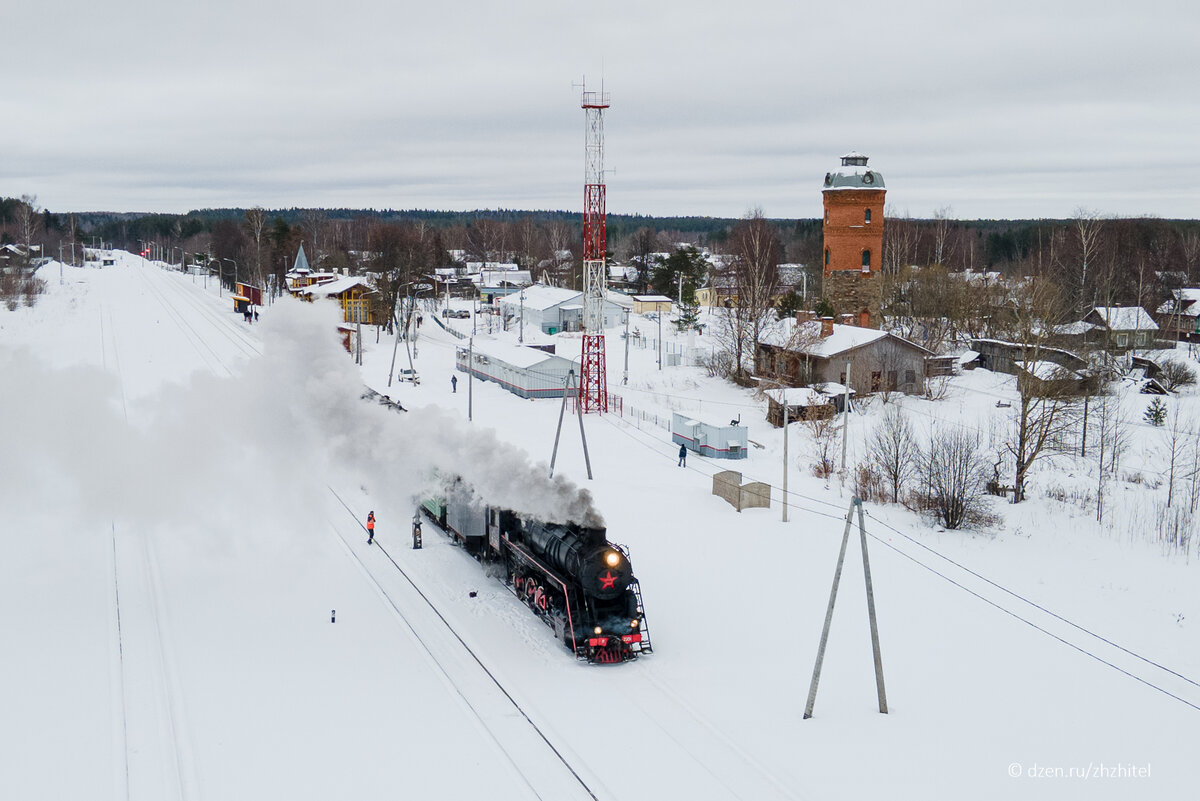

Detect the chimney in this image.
[819,316,834,338]
[795,309,816,325]
[839,313,856,327]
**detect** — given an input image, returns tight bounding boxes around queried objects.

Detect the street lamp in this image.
[222,258,238,298]
[519,289,526,343]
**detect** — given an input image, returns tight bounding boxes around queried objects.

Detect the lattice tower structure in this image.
[580,88,610,413]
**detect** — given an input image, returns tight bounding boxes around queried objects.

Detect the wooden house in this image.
[299,276,377,324]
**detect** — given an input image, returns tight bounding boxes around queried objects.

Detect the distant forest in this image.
[3,198,1199,305]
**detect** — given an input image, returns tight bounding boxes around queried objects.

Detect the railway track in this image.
[326,486,605,801]
[99,268,196,800]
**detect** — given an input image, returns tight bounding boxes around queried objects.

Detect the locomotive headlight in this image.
[631,619,639,628]
[594,626,603,635]
[605,551,620,567]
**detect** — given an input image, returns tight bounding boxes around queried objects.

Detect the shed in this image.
[765,387,835,426]
[671,413,748,460]
[632,295,674,315]
[455,339,578,399]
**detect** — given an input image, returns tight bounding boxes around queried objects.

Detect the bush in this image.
[922,428,990,529]
[1159,360,1196,391]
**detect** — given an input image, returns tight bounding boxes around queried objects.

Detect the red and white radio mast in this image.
[579,84,609,413]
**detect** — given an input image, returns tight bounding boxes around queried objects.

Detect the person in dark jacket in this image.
[678,443,687,467]
[451,375,458,393]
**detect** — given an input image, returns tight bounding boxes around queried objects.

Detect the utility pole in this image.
[468,337,474,422]
[622,308,630,385]
[841,360,851,471]
[657,309,663,371]
[519,290,525,343]
[782,389,789,523]
[803,497,888,719]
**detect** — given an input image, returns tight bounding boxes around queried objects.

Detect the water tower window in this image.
[861,250,871,269]
[865,208,872,224]
[825,249,830,267]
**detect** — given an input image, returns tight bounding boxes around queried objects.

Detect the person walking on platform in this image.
[451,375,458,393]
[366,511,376,545]
[678,443,687,467]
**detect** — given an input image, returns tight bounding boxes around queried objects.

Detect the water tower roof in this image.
[823,153,884,190]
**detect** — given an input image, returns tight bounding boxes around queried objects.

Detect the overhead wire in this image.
[599,410,1200,712]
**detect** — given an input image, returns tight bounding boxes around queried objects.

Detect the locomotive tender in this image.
[422,487,651,664]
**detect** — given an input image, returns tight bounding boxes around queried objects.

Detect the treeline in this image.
[4,196,1199,293]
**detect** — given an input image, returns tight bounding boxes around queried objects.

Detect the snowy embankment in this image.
[0,255,1195,800]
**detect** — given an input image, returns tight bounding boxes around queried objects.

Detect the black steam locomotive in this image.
[422,488,652,664]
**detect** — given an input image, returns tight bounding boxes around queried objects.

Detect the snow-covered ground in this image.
[1,254,1196,800]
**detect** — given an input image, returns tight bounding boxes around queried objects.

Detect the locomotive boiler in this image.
[422,488,651,664]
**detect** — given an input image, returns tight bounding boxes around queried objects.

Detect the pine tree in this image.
[1144,397,1168,427]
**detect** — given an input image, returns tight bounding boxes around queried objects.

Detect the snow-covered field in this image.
[1,254,1196,800]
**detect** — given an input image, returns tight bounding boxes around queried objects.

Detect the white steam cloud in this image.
[0,299,602,542]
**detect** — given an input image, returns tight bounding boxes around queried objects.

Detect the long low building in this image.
[455,339,579,399]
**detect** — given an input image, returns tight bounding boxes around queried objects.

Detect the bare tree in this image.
[806,414,840,479]
[869,406,918,503]
[65,215,80,265]
[1162,406,1192,510]
[1180,229,1200,284]
[1160,360,1197,391]
[931,206,954,266]
[926,426,989,529]
[1001,278,1081,502]
[14,195,41,266]
[1072,207,1104,315]
[299,209,327,267]
[882,206,917,277]
[718,210,781,381]
[245,207,267,286]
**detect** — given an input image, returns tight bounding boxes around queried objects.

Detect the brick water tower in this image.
[821,152,885,328]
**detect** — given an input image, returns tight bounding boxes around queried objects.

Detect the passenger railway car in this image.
[422,488,651,664]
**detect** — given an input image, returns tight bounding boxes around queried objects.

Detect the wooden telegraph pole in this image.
[803,496,887,719]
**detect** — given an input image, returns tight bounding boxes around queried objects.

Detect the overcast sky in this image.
[4,1,1198,220]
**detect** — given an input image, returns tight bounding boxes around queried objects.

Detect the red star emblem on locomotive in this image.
[599,570,617,589]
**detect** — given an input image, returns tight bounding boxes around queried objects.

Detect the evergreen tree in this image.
[1144,397,1168,427]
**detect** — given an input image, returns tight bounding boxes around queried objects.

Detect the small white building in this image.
[455,339,578,399]
[498,284,623,334]
[671,413,749,460]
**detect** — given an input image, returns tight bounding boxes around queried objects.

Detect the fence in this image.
[431,313,466,340]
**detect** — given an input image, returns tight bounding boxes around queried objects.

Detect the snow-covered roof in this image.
[1016,360,1082,381]
[1052,321,1099,336]
[299,276,374,297]
[813,382,855,396]
[758,319,926,358]
[822,153,885,190]
[1157,288,1200,316]
[459,338,573,370]
[1090,306,1158,331]
[497,284,581,311]
[632,294,673,303]
[605,291,634,309]
[480,270,531,288]
[466,261,519,274]
[292,245,310,273]
[766,387,828,406]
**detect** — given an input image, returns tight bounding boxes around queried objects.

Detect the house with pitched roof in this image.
[756,313,933,396]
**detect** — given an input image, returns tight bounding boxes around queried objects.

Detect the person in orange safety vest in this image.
[367,511,376,545]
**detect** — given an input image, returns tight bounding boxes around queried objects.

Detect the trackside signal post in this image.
[804,496,887,719]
